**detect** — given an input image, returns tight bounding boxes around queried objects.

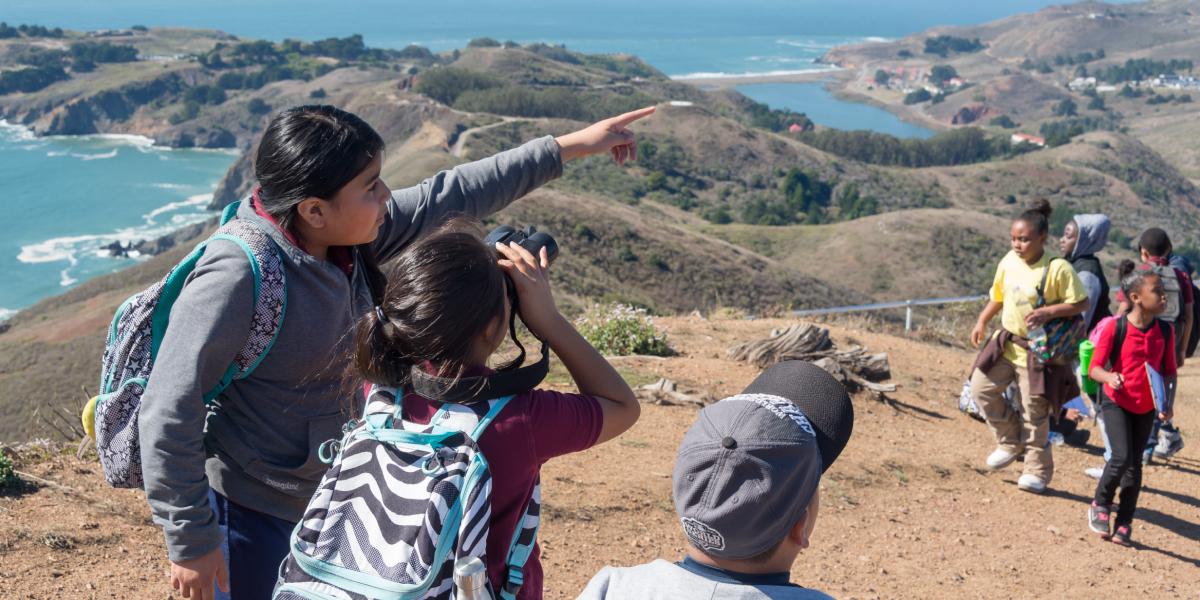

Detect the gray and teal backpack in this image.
[86,200,287,488]
[273,384,541,600]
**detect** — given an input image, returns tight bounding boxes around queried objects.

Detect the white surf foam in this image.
[143,193,212,225]
[0,119,36,142]
[0,307,17,321]
[79,148,120,161]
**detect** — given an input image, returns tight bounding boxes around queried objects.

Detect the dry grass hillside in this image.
[3,316,1198,599]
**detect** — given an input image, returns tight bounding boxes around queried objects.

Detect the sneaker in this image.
[1088,502,1112,537]
[1111,524,1133,547]
[1142,448,1154,465]
[1153,429,1184,459]
[1084,466,1105,480]
[986,447,1021,470]
[1017,473,1047,494]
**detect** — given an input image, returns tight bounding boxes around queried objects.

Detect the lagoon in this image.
[737,82,936,139]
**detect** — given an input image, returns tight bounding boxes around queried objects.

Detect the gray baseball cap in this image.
[672,361,854,559]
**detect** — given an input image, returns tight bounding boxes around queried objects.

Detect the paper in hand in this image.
[1145,363,1170,414]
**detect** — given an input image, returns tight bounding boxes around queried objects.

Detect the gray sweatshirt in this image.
[139,136,563,562]
[578,560,835,600]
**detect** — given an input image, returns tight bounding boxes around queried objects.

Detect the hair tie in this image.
[374,305,386,322]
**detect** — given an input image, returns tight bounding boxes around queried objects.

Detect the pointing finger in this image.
[609,105,656,127]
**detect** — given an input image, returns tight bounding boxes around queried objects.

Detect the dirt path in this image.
[3,316,1198,599]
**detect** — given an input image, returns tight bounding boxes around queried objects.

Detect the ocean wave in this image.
[143,193,212,225]
[0,307,17,321]
[862,36,892,43]
[146,182,200,191]
[45,132,156,148]
[18,213,213,270]
[672,67,841,80]
[775,38,840,51]
[0,119,36,142]
[80,148,120,161]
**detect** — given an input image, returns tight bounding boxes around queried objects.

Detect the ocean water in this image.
[0,122,236,316]
[0,0,1115,315]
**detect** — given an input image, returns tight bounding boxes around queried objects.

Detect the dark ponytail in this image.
[1117,259,1155,299]
[254,104,389,304]
[1017,198,1053,235]
[353,218,513,388]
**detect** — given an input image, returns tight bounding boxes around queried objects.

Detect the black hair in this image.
[254,105,388,304]
[1139,227,1172,258]
[1016,198,1053,235]
[1118,259,1157,300]
[353,218,522,388]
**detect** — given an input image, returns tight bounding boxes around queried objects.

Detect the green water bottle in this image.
[1079,339,1097,396]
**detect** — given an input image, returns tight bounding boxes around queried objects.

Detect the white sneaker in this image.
[1017,473,1047,494]
[1154,429,1184,458]
[986,447,1021,470]
[1084,466,1104,480]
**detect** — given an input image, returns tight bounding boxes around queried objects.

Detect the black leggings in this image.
[1094,396,1157,526]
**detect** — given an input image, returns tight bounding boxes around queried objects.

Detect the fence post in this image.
[904,300,914,333]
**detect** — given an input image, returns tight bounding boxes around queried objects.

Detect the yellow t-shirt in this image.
[989,251,1088,365]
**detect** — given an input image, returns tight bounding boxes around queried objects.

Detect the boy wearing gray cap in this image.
[578,361,854,599]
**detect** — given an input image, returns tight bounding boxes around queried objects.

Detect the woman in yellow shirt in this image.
[969,199,1089,494]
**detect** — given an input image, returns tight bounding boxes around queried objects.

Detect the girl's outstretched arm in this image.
[374,107,657,262]
[497,242,639,445]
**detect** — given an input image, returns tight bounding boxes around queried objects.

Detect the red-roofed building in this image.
[1011,133,1046,147]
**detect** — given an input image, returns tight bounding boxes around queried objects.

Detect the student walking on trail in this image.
[1116,228,1192,462]
[1087,266,1176,546]
[1059,213,1112,333]
[136,103,655,600]
[968,200,1089,494]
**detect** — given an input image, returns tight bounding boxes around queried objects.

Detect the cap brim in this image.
[741,360,854,472]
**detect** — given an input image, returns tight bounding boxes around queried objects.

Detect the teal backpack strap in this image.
[468,395,516,440]
[220,199,241,225]
[199,209,288,404]
[499,482,542,600]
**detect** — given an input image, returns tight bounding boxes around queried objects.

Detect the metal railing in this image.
[791,295,987,332]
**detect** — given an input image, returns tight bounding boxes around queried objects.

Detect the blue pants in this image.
[210,490,295,599]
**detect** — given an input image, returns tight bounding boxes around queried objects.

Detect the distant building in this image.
[946,77,966,89]
[788,123,806,134]
[1068,77,1097,91]
[1012,133,1046,147]
[668,101,694,107]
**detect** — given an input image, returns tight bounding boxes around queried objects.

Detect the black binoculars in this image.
[484,225,559,265]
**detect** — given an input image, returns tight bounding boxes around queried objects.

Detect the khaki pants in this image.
[970,359,1054,482]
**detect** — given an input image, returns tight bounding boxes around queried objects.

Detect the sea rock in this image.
[132,218,217,256]
[209,151,255,210]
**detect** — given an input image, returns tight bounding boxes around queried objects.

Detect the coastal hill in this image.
[1,16,1199,440]
[821,0,1200,186]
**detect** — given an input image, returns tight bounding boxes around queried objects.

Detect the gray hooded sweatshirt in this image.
[1068,213,1111,329]
[139,136,563,562]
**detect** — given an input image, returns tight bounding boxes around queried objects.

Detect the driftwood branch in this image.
[635,378,715,407]
[728,323,896,400]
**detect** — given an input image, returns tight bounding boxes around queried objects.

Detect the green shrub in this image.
[0,454,19,494]
[575,303,672,356]
[247,98,271,115]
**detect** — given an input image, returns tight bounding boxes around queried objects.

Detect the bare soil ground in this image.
[2,316,1198,599]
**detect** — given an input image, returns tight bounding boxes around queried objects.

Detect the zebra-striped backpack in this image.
[86,200,287,488]
[274,385,541,600]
